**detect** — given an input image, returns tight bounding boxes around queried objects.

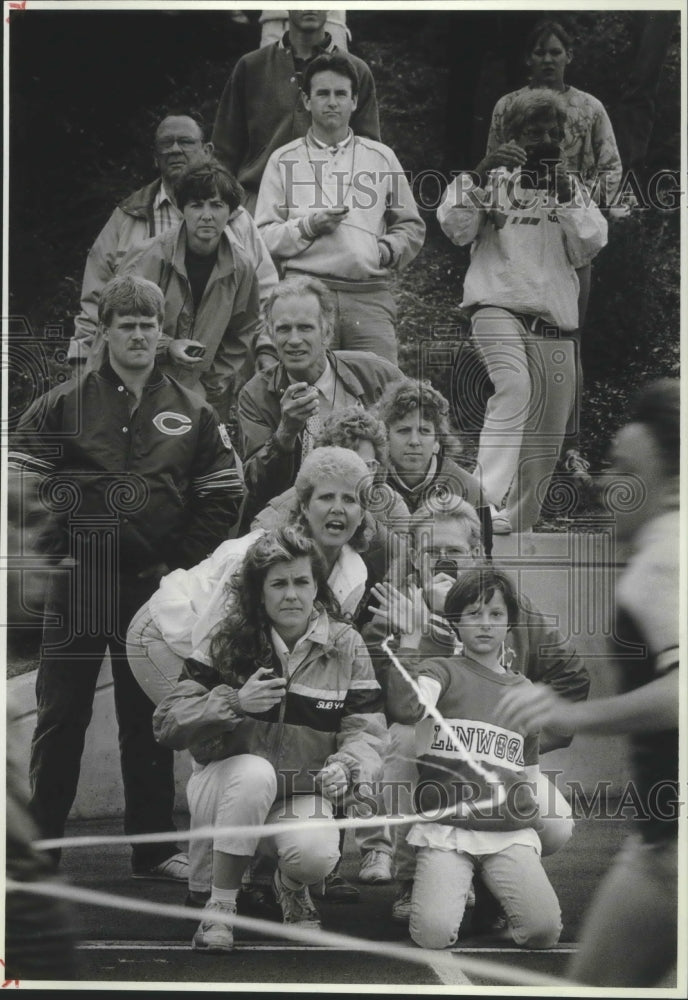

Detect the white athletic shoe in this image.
[358,849,393,884]
[192,900,235,953]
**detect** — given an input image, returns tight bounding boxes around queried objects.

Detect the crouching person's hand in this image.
[237,667,286,714]
[315,761,349,803]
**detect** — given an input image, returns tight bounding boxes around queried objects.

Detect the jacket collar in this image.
[273,607,333,651]
[307,607,336,647]
[97,358,165,391]
[118,178,163,219]
[388,455,439,497]
[171,222,238,279]
[269,351,366,400]
[327,544,367,610]
[279,31,334,57]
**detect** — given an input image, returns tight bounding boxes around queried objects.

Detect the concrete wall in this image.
[7,531,633,819]
[491,530,633,798]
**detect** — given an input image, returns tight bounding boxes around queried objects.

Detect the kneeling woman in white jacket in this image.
[152,525,386,952]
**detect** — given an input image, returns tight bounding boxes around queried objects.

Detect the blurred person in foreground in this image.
[496,378,681,987]
[5,483,79,981]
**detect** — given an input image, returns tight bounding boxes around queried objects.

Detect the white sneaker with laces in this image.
[192,899,235,952]
[131,851,189,882]
[273,869,322,928]
[490,505,512,535]
[358,849,393,884]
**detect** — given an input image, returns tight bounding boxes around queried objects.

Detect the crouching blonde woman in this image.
[152,526,386,952]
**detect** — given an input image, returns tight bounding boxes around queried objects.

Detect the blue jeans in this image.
[328,285,399,364]
[126,601,185,705]
[29,561,178,871]
[410,844,561,950]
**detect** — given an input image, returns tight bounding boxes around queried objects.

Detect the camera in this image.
[521,141,562,189]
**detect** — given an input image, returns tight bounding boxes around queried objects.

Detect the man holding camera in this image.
[437,89,607,534]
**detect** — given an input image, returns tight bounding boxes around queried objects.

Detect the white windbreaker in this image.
[148,530,367,665]
[437,169,608,331]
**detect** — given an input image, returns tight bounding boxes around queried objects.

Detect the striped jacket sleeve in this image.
[9,390,64,476]
[327,625,387,788]
[8,392,66,554]
[180,406,246,568]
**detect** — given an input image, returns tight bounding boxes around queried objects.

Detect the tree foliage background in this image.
[8,7,681,474]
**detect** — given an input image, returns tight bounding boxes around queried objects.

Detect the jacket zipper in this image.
[269,648,325,769]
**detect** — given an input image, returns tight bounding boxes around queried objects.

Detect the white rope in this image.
[381,635,506,804]
[33,804,468,853]
[5,878,572,988]
[35,640,519,854]
[32,639,535,855]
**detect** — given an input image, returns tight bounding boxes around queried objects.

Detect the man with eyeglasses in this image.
[68,115,277,372]
[437,88,608,535]
[68,116,210,367]
[364,497,589,924]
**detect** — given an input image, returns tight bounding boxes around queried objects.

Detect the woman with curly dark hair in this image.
[153,525,385,953]
[128,446,384,906]
[128,446,375,700]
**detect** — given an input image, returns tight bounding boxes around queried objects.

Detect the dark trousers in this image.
[29,561,178,870]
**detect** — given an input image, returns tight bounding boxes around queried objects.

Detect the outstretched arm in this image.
[495,669,678,738]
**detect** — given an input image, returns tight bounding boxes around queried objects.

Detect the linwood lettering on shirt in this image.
[425,720,525,770]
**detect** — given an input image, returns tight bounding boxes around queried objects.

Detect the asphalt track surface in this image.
[23,813,635,989]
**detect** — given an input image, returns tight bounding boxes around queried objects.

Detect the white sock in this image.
[210,886,239,908]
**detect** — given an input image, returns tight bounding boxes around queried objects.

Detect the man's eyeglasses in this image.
[156,138,202,152]
[521,126,564,144]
